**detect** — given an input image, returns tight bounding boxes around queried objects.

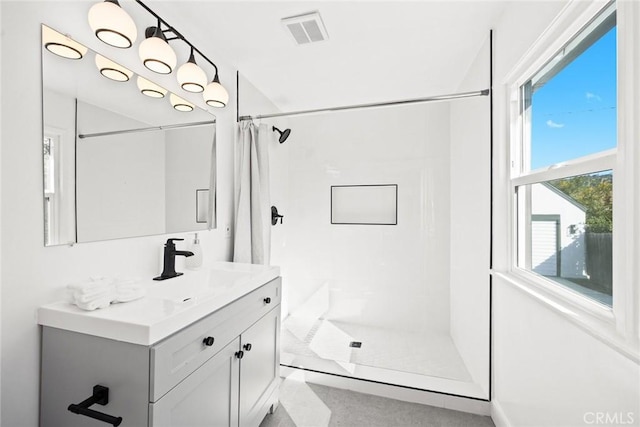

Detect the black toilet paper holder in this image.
[67,385,122,426]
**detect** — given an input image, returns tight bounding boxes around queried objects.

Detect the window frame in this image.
[43,132,61,246]
[502,0,639,360]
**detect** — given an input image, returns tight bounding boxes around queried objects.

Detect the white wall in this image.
[270,103,452,334]
[0,2,237,425]
[493,283,639,427]
[488,1,640,425]
[238,72,282,118]
[449,36,491,397]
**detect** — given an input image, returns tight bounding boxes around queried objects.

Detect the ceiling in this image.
[146,1,510,113]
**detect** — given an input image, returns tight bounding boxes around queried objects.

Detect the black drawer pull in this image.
[243,343,252,351]
[263,297,271,304]
[235,350,244,359]
[203,336,215,347]
[67,385,122,426]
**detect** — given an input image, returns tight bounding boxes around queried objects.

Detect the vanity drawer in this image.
[150,277,281,401]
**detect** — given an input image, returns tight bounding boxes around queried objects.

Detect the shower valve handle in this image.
[271,206,284,226]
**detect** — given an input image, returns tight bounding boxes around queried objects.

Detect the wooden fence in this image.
[585,232,613,294]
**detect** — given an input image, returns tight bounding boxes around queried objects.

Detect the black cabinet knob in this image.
[235,350,244,359]
[243,343,252,351]
[203,336,215,347]
[263,297,271,304]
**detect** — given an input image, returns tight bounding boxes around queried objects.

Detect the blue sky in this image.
[530,27,616,170]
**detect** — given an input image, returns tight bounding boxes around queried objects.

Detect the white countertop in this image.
[37,262,280,346]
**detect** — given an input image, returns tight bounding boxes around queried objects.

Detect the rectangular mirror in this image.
[42,24,216,246]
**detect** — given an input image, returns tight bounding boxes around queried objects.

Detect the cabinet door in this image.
[239,307,281,427]
[150,338,240,427]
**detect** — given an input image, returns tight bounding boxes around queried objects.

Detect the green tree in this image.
[549,174,613,233]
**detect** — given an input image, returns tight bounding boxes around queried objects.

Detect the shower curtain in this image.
[233,121,271,264]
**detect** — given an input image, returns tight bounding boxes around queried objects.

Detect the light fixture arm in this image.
[187,47,197,64]
[134,0,219,76]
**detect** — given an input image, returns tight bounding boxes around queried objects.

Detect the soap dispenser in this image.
[185,233,203,270]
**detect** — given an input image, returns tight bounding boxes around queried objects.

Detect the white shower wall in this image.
[270,102,452,335]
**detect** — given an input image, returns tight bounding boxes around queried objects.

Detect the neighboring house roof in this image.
[540,182,587,211]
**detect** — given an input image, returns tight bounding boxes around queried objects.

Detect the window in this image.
[43,134,59,246]
[513,3,616,307]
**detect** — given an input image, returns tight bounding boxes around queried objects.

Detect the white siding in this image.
[531,219,558,276]
[532,184,586,279]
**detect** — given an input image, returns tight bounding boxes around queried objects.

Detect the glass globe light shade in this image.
[42,25,88,60]
[95,54,133,82]
[139,35,177,74]
[203,78,229,108]
[137,76,167,98]
[88,0,137,48]
[177,61,208,93]
[170,93,194,112]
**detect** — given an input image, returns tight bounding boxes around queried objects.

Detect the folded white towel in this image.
[68,279,114,297]
[67,281,105,293]
[67,277,146,310]
[74,288,114,304]
[75,296,112,311]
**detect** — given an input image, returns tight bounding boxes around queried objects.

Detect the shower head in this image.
[272,126,291,143]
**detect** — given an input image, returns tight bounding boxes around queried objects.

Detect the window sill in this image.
[493,270,640,364]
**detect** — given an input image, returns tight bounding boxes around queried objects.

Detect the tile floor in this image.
[259,380,494,427]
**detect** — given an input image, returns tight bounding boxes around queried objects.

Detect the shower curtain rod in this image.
[77,120,216,139]
[238,89,490,121]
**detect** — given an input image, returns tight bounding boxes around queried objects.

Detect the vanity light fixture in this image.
[203,74,229,108]
[170,93,194,112]
[95,54,133,82]
[139,21,177,74]
[42,25,88,60]
[88,0,137,49]
[134,1,228,108]
[137,76,167,98]
[86,0,229,109]
[177,48,208,93]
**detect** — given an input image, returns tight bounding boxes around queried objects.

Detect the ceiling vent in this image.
[282,11,329,45]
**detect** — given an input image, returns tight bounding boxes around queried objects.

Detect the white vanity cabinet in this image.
[40,274,281,427]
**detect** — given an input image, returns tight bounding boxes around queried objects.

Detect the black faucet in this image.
[153,238,194,281]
